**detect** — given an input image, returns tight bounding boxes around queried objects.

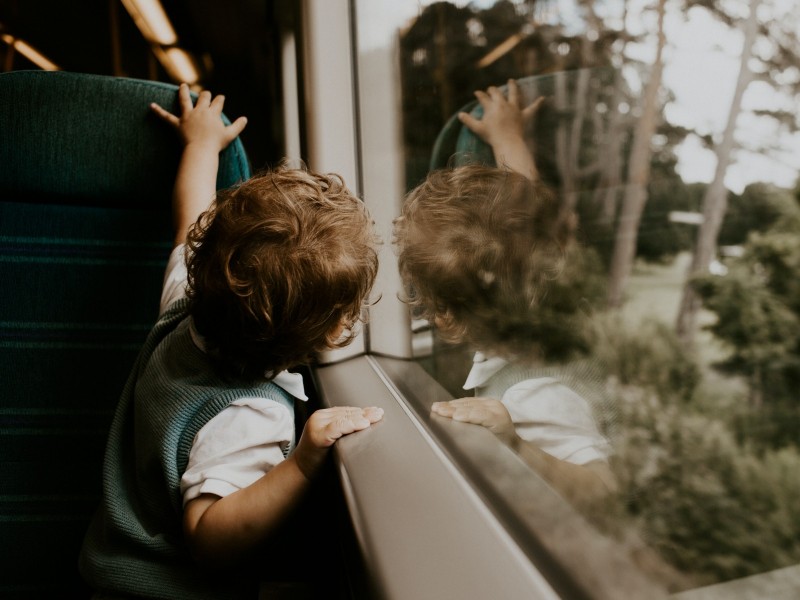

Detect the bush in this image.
[586,317,800,585]
[591,315,700,403]
[605,378,800,585]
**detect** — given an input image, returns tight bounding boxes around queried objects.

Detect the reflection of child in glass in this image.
[79,84,383,599]
[395,80,615,503]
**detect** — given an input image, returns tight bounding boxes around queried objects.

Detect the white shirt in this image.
[464,352,611,465]
[160,245,308,506]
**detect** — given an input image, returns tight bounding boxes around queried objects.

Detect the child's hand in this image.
[150,83,248,152]
[458,79,544,149]
[293,406,384,478]
[432,397,516,445]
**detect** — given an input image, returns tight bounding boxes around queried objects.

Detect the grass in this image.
[623,252,731,367]
[621,252,745,398]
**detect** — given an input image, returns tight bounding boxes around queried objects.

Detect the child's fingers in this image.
[178,83,193,113]
[487,85,504,102]
[452,405,492,425]
[313,406,365,422]
[196,89,212,107]
[363,406,384,423]
[149,102,180,127]
[522,96,546,122]
[225,116,248,140]
[326,416,365,438]
[436,398,480,408]
[457,111,484,136]
[473,89,491,107]
[324,411,373,441]
[431,401,456,417]
[210,94,226,113]
[310,406,381,441]
[507,78,520,107]
[433,398,501,419]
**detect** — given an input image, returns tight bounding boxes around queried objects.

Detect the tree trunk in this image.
[554,69,580,217]
[594,0,629,227]
[606,0,667,308]
[675,0,759,344]
[595,68,628,227]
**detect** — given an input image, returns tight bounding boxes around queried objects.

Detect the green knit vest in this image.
[80,298,295,600]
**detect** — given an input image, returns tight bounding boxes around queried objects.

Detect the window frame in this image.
[290,2,667,598]
[290,3,800,599]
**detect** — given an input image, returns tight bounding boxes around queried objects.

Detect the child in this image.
[79,84,383,599]
[394,80,615,504]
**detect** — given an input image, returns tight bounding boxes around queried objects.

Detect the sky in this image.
[356,0,800,193]
[640,1,800,192]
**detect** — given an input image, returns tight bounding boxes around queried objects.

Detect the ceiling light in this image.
[120,0,178,45]
[153,46,200,84]
[1,33,59,70]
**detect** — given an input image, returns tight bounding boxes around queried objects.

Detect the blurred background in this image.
[0,0,289,169]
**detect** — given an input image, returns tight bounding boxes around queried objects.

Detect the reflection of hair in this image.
[187,165,379,381]
[395,164,591,360]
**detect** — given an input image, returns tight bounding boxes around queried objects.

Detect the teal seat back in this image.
[428,98,492,171]
[428,73,586,171]
[0,70,250,598]
[429,69,617,173]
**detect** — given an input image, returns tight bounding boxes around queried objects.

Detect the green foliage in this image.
[606,376,800,585]
[586,317,800,585]
[693,264,800,375]
[719,183,796,246]
[693,202,800,413]
[591,316,700,403]
[636,178,702,263]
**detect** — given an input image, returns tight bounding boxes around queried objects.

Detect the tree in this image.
[676,0,761,343]
[718,183,792,246]
[398,0,694,274]
[692,192,800,417]
[606,0,668,308]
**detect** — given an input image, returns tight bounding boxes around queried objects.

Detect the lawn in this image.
[622,252,746,404]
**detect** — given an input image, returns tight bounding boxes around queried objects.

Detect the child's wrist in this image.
[291,446,327,481]
[183,139,223,153]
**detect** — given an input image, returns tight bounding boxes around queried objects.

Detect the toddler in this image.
[79,84,382,599]
[395,80,614,504]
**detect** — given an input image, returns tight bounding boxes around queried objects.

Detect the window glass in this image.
[356,0,800,596]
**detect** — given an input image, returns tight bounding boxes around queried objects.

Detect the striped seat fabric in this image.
[0,71,250,599]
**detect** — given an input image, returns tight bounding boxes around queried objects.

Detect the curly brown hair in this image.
[186,165,379,381]
[395,164,593,361]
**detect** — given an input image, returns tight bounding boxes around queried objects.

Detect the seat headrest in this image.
[0,71,250,208]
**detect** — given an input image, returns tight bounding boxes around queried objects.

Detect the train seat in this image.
[0,70,249,598]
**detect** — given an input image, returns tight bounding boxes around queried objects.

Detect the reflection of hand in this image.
[294,406,384,479]
[432,397,516,446]
[457,79,543,180]
[458,79,544,149]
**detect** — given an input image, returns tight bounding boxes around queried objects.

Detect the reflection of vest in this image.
[80,298,295,600]
[477,360,617,435]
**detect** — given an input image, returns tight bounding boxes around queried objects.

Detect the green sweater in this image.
[79,298,295,599]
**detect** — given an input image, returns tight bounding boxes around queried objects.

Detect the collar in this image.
[463,351,509,390]
[271,370,309,401]
[188,318,308,401]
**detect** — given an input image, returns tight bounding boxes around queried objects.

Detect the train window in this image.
[5,0,798,596]
[348,0,800,597]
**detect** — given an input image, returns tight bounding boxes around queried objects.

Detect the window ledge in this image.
[314,355,667,599]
